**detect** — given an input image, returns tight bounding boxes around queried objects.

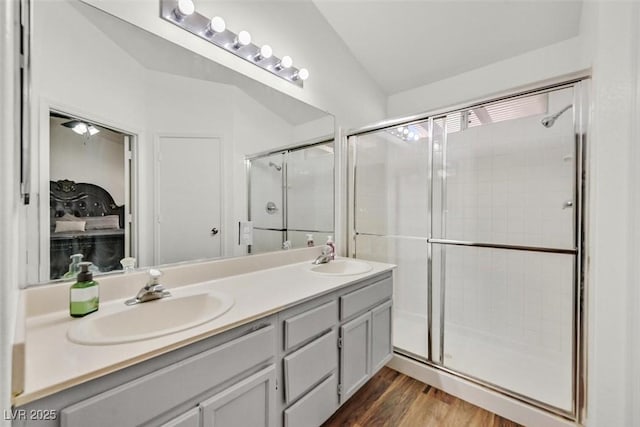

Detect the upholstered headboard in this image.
[50,179,125,230]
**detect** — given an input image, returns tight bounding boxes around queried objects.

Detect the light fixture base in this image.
[160,0,304,88]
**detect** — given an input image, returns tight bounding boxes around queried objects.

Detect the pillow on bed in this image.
[84,215,120,230]
[54,220,86,233]
[57,212,79,221]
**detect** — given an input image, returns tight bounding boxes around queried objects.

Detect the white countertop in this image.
[14,255,394,406]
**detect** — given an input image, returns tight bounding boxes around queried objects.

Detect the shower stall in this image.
[247,141,334,253]
[348,81,587,419]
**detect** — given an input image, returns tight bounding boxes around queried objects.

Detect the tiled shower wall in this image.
[437,88,575,359]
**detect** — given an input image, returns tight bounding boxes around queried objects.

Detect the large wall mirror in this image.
[26,0,334,285]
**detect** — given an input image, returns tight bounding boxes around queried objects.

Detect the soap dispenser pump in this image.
[63,253,84,279]
[326,236,336,260]
[70,262,99,317]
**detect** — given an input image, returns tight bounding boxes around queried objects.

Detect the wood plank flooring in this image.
[322,367,523,427]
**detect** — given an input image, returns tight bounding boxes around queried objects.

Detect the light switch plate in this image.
[239,221,253,245]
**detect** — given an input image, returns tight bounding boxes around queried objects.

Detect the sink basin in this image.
[309,259,373,276]
[67,291,234,345]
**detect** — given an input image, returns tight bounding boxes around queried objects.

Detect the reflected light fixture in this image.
[387,124,423,142]
[160,0,309,87]
[61,120,100,137]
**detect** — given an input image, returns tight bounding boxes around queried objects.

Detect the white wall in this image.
[0,1,20,424]
[80,0,387,131]
[579,2,640,426]
[49,122,126,205]
[387,36,588,119]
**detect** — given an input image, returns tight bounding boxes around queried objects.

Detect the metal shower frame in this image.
[346,77,589,423]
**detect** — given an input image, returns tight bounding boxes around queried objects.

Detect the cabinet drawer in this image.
[340,276,392,320]
[61,325,275,427]
[284,300,337,351]
[284,373,339,427]
[283,329,337,404]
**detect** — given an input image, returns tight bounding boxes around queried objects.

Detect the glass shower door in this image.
[248,153,285,253]
[350,120,430,359]
[431,87,578,412]
[286,142,334,247]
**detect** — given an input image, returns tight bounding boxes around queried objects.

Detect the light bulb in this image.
[403,128,409,135]
[233,30,251,49]
[413,134,419,141]
[88,125,100,136]
[275,55,293,70]
[281,55,293,68]
[397,126,405,133]
[297,68,309,80]
[72,123,88,135]
[208,16,226,34]
[175,0,195,19]
[254,44,272,61]
[408,132,414,139]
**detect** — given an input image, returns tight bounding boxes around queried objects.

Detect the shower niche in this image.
[247,141,334,253]
[348,81,587,419]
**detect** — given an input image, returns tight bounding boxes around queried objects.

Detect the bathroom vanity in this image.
[12,251,394,427]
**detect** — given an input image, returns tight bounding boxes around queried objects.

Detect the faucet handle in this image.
[321,245,332,255]
[147,269,163,286]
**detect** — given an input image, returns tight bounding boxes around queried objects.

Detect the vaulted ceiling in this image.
[313,1,583,95]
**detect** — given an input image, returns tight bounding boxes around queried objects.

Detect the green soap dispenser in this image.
[70,262,99,317]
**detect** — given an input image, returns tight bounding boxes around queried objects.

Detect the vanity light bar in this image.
[160,0,309,88]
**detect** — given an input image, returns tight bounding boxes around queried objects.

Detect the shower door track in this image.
[392,347,577,421]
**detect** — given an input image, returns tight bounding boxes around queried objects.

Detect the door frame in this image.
[32,99,140,284]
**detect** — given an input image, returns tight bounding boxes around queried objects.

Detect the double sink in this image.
[67,259,372,346]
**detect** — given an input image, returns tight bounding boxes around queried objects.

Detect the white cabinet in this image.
[339,276,393,403]
[200,365,277,427]
[59,323,276,427]
[339,311,371,401]
[161,408,200,427]
[371,300,393,373]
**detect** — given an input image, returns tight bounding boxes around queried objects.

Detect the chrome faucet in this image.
[312,246,333,265]
[125,269,171,306]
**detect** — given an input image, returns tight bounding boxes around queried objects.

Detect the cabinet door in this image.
[161,407,200,427]
[339,311,371,402]
[200,365,276,427]
[371,300,393,373]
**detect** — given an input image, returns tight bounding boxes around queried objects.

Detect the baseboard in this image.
[387,354,579,427]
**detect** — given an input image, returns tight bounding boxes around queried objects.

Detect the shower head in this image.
[541,104,573,128]
[268,161,282,171]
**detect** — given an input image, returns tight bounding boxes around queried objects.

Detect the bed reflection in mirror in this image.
[48,113,132,280]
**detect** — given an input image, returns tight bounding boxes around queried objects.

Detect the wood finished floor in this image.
[322,367,523,427]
